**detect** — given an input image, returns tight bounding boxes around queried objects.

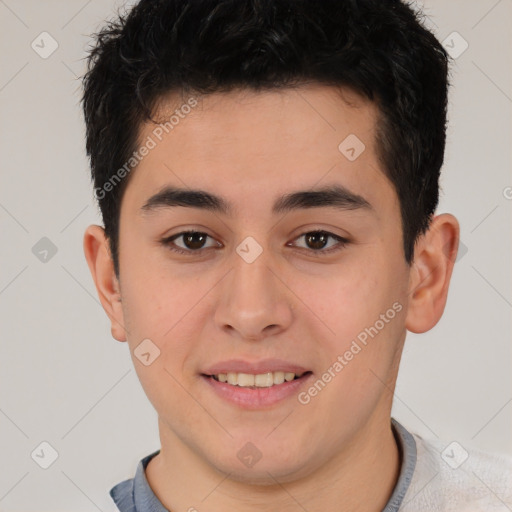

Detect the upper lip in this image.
[202,359,311,375]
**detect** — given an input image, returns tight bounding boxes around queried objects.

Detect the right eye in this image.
[161,231,222,255]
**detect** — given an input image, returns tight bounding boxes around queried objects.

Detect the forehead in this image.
[122,83,394,216]
[150,84,377,155]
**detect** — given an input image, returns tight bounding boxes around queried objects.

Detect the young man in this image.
[82,0,512,510]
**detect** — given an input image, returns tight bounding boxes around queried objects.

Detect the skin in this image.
[84,83,459,511]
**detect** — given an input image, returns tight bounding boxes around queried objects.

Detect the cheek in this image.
[119,255,219,378]
[294,260,406,428]
[119,236,197,335]
[122,271,201,346]
[306,250,406,371]
[119,271,202,415]
[306,261,387,339]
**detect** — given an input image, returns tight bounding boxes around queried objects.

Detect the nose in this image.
[214,243,294,341]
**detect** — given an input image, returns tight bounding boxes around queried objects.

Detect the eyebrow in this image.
[140,184,373,216]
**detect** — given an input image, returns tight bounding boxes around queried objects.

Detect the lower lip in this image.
[201,373,313,409]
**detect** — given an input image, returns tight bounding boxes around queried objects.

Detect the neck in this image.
[146,410,400,512]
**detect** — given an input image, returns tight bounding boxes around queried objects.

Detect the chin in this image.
[219,461,308,486]
[207,444,313,486]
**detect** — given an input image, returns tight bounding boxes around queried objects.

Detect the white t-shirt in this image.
[392,419,512,511]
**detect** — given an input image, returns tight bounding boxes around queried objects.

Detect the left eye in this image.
[289,231,348,253]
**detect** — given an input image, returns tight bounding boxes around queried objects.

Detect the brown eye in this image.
[305,232,329,250]
[162,231,219,254]
[291,230,348,254]
[180,232,208,250]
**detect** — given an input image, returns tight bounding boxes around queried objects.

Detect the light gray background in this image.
[1,0,511,510]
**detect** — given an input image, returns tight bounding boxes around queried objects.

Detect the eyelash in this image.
[160,230,349,257]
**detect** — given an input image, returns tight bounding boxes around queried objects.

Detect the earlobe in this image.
[405,214,460,334]
[83,225,127,342]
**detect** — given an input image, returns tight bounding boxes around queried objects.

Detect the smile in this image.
[210,371,308,388]
[202,371,313,408]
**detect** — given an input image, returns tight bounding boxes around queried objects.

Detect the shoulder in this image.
[401,431,512,511]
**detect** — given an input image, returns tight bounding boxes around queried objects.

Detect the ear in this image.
[83,224,127,342]
[405,213,460,333]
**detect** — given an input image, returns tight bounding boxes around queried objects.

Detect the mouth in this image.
[200,359,314,408]
[200,369,314,408]
[205,371,312,389]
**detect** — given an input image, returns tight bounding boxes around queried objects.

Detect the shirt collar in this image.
[384,418,418,511]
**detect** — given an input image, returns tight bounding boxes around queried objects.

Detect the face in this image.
[114,84,412,482]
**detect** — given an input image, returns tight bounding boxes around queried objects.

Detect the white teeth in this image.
[254,373,273,387]
[237,373,255,387]
[273,371,285,385]
[213,371,303,387]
